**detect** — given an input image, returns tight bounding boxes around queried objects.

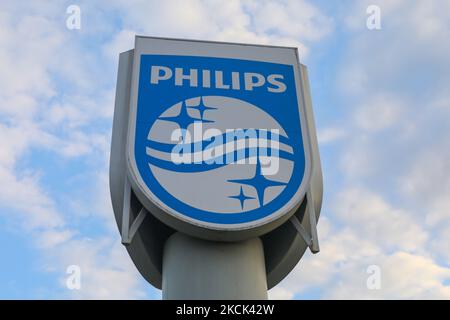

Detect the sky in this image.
[1,0,450,299]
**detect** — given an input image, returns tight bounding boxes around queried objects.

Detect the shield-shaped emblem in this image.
[126,37,312,239]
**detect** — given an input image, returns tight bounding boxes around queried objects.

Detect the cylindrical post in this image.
[162,232,268,300]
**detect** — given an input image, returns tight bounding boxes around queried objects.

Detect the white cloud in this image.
[398,140,450,264]
[354,95,404,132]
[268,287,294,300]
[102,29,136,63]
[318,127,346,144]
[245,0,332,41]
[105,0,332,57]
[275,214,449,299]
[333,188,427,252]
[276,220,382,296]
[400,145,450,213]
[326,252,450,299]
[54,238,148,299]
[336,63,369,96]
[0,166,63,230]
[38,229,75,249]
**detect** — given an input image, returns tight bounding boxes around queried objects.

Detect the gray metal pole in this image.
[162,232,268,300]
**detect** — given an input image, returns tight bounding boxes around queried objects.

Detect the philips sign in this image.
[126,44,312,237]
[110,36,322,295]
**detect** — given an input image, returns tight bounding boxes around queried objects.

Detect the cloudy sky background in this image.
[1,0,450,299]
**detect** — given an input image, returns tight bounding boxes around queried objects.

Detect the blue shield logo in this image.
[129,54,309,228]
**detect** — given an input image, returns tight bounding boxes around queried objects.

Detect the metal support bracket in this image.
[121,177,148,245]
[290,191,320,254]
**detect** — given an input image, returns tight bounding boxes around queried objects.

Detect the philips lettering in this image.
[150,65,287,93]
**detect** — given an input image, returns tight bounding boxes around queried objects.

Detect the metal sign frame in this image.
[110,37,323,291]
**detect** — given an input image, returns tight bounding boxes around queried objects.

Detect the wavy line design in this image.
[144,95,296,213]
